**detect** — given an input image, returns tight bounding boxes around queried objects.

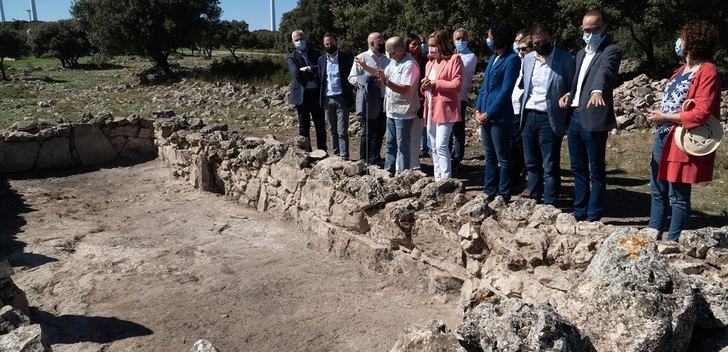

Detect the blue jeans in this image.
[522,110,562,205]
[567,111,608,221]
[648,129,692,241]
[481,120,512,200]
[385,118,413,174]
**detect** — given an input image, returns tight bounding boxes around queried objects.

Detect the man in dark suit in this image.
[559,10,622,221]
[287,29,326,152]
[318,32,355,160]
[519,23,575,205]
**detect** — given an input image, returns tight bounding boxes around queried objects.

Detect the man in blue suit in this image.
[287,29,326,152]
[318,32,355,160]
[519,23,575,205]
[559,10,622,221]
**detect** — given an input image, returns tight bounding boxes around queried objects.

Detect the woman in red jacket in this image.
[647,21,721,241]
[421,30,464,180]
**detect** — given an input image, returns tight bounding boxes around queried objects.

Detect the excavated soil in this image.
[0,160,458,352]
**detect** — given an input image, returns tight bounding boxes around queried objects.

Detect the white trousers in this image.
[426,117,453,180]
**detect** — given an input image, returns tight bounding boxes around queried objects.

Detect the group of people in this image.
[286,10,722,241]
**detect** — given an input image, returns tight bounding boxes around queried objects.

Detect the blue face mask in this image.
[420,42,428,54]
[675,38,684,57]
[512,41,519,53]
[486,38,494,51]
[455,40,468,53]
[582,32,604,47]
[294,39,307,51]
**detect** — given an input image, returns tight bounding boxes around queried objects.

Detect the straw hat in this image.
[674,115,723,156]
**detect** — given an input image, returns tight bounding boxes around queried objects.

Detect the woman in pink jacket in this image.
[421,30,464,180]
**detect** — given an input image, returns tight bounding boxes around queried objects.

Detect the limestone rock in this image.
[691,276,728,329]
[35,137,71,169]
[513,228,549,267]
[0,278,29,314]
[561,228,697,352]
[456,196,493,223]
[480,217,527,271]
[1,141,40,173]
[679,229,719,259]
[0,324,50,352]
[412,214,463,266]
[706,247,728,270]
[657,240,681,254]
[73,124,117,166]
[458,223,487,259]
[308,149,328,160]
[554,213,577,237]
[0,305,31,334]
[419,179,464,203]
[191,339,219,352]
[457,290,589,352]
[389,320,465,352]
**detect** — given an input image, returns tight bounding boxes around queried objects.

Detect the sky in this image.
[0,0,299,31]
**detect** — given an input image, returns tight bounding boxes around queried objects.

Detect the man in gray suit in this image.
[519,23,575,205]
[559,10,622,221]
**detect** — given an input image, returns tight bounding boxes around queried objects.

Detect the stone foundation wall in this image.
[1,114,726,351]
[0,114,156,173]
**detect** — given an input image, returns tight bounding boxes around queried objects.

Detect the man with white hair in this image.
[287,29,326,152]
[349,32,390,165]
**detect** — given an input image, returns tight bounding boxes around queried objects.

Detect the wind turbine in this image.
[29,0,37,21]
[0,0,6,23]
[270,0,276,31]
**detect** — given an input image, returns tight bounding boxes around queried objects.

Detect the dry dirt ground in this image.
[0,160,459,352]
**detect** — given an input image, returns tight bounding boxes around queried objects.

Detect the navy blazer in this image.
[287,48,321,106]
[318,51,355,108]
[475,49,520,123]
[519,48,575,136]
[568,38,622,132]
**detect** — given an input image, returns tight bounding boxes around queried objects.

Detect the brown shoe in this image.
[518,189,530,198]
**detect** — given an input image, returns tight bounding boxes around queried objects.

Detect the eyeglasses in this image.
[581,26,602,34]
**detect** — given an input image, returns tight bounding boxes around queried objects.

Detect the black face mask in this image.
[376,43,385,53]
[326,45,337,54]
[534,42,553,56]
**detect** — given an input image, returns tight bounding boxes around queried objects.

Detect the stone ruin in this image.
[0,114,727,351]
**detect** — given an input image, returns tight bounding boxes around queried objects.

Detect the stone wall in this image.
[154,116,727,351]
[0,114,156,174]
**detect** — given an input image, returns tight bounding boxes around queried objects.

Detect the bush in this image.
[199,55,289,85]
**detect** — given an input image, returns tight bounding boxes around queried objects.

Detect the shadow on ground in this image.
[32,308,153,345]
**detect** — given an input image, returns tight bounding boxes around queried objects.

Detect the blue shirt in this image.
[325,52,343,96]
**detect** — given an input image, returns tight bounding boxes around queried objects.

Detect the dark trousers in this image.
[295,88,327,151]
[481,120,512,201]
[510,115,526,192]
[567,110,608,221]
[359,106,386,164]
[522,110,562,205]
[449,101,468,163]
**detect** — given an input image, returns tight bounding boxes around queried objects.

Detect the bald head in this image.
[368,32,385,54]
[385,36,406,61]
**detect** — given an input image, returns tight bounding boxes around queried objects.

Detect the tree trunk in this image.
[227,47,238,60]
[152,54,173,79]
[0,58,6,80]
[628,24,657,73]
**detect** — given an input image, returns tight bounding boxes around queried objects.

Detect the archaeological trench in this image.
[0,112,727,352]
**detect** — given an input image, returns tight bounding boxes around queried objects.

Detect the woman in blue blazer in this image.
[475,22,520,201]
